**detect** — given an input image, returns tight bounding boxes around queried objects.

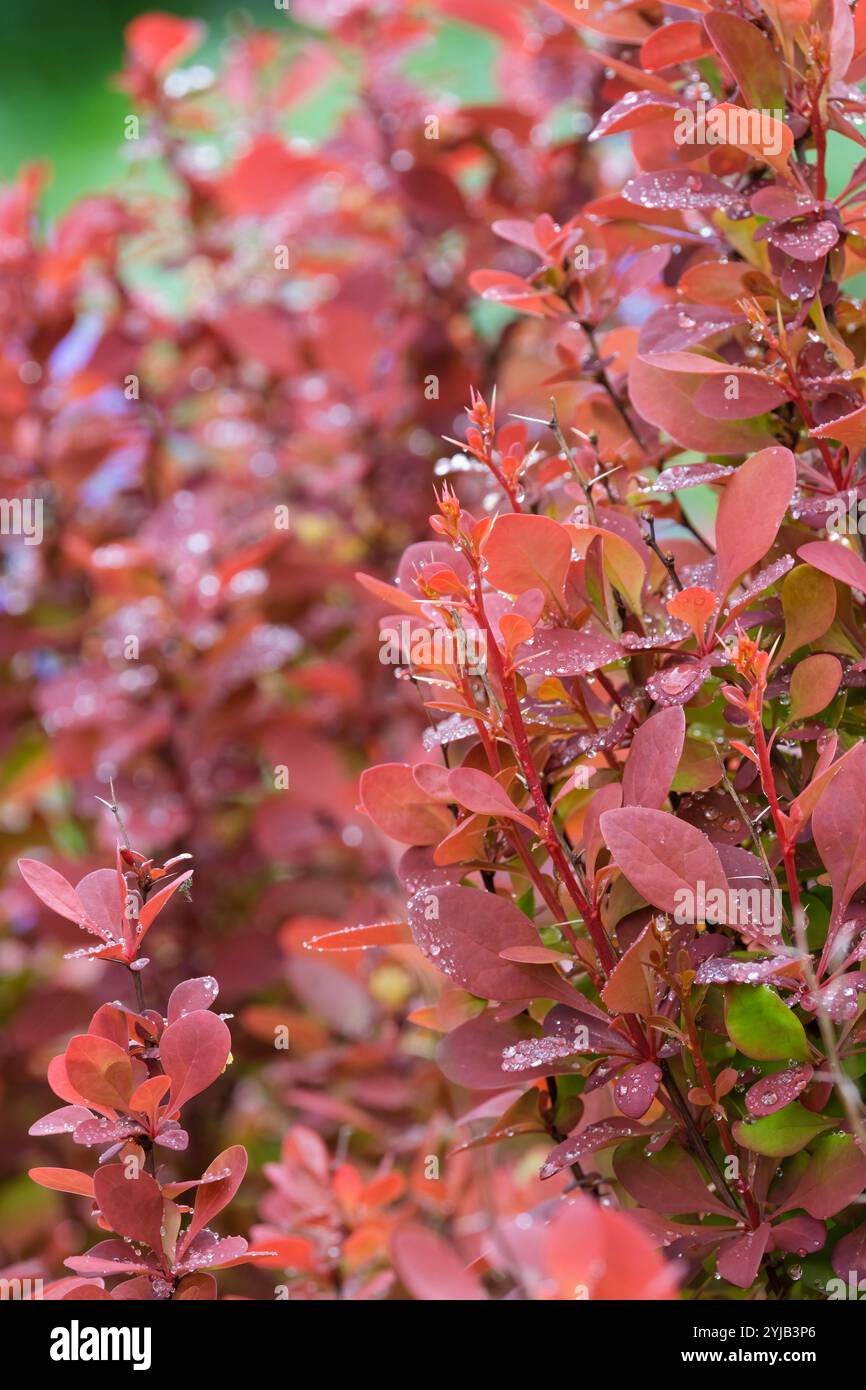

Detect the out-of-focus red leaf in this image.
[391,1224,488,1301]
[544,1193,678,1299]
[216,135,328,216]
[125,12,204,74]
[302,920,412,952]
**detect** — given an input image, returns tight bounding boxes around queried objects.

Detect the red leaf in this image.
[137,869,193,944]
[704,12,785,111]
[589,92,681,141]
[179,1146,248,1256]
[245,1236,317,1270]
[391,1224,488,1301]
[439,1013,580,1091]
[640,21,712,70]
[216,135,327,217]
[624,170,747,213]
[125,12,204,74]
[613,1061,662,1118]
[544,1193,678,1299]
[778,1132,866,1220]
[60,1284,115,1301]
[584,783,623,885]
[167,975,219,1024]
[29,1104,93,1137]
[29,1167,95,1198]
[432,0,525,43]
[600,806,729,916]
[788,653,842,722]
[64,1240,159,1278]
[602,921,663,1017]
[629,356,773,455]
[359,764,454,846]
[480,513,572,610]
[75,868,123,943]
[173,1273,218,1300]
[615,1139,733,1216]
[811,403,866,457]
[665,586,716,643]
[514,628,622,676]
[798,539,866,594]
[65,1035,134,1112]
[470,268,560,318]
[407,884,578,1007]
[446,767,538,831]
[715,446,796,597]
[74,1118,144,1146]
[160,1010,232,1114]
[540,1118,658,1179]
[832,1222,866,1280]
[301,920,411,952]
[812,973,866,1022]
[18,859,88,925]
[813,742,866,919]
[745,1065,813,1116]
[771,1214,825,1256]
[622,707,685,810]
[129,1075,171,1128]
[93,1165,167,1257]
[47,1055,93,1109]
[717,1223,772,1288]
[500,944,565,964]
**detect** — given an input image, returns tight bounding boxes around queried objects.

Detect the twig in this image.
[660,1060,746,1222]
[96,781,147,1016]
[95,777,131,850]
[641,511,683,591]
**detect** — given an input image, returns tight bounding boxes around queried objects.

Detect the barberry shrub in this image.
[0,4,592,1297]
[356,0,866,1299]
[18,840,275,1300]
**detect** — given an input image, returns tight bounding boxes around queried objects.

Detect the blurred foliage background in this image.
[0,1,500,218]
[2,2,858,219]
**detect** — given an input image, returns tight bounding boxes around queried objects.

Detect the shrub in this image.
[18,839,265,1299]
[356,0,866,1299]
[9,0,866,1304]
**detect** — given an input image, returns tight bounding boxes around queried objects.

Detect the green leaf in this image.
[725,984,810,1061]
[733,1103,832,1158]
